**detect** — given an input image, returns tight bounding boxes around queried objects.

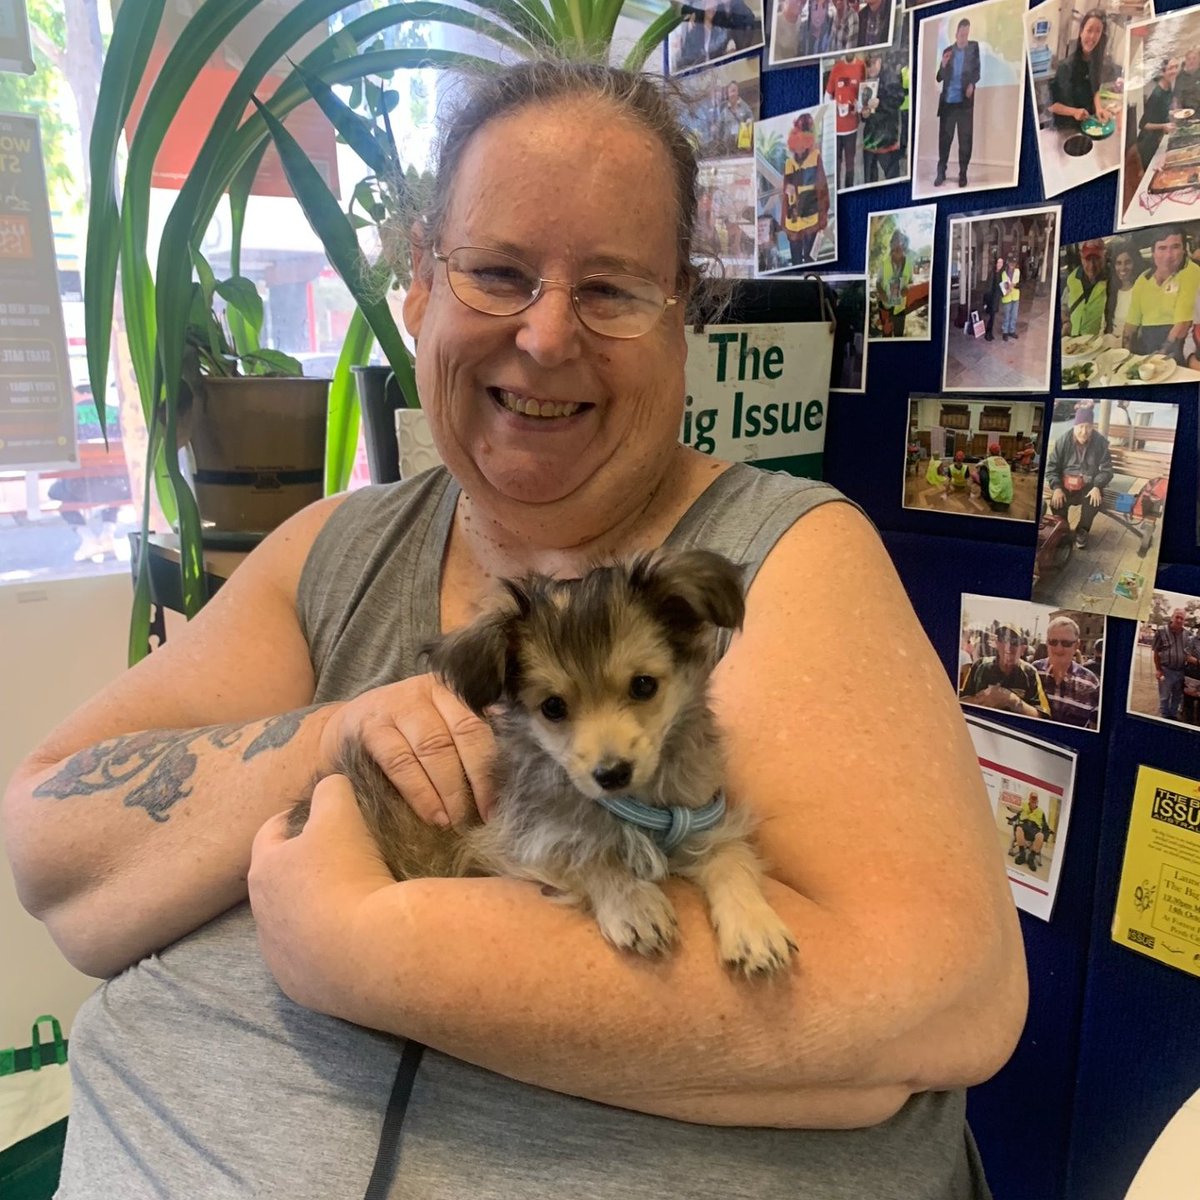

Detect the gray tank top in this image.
[58,464,988,1200]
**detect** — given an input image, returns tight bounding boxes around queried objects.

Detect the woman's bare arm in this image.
[2,498,345,975]
[251,502,1027,1126]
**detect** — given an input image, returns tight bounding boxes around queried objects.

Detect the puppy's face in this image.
[514,597,700,798]
[429,550,744,799]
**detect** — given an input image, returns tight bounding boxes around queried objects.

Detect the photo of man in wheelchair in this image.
[1009,790,1055,875]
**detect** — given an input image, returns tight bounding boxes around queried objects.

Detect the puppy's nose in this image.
[592,759,633,791]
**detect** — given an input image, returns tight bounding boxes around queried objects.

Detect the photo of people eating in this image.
[1025,0,1151,198]
[1119,6,1200,230]
[1058,223,1200,388]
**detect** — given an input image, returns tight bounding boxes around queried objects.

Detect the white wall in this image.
[0,573,135,1044]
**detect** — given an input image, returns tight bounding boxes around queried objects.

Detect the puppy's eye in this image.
[629,675,658,701]
[540,696,568,721]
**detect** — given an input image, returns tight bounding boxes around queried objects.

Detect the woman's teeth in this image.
[495,389,582,419]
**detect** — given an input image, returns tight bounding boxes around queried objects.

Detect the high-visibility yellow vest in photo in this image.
[783,149,822,234]
[984,456,1013,503]
[948,461,970,488]
[1001,267,1021,304]
[879,253,913,314]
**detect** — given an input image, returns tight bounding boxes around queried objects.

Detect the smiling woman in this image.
[4,58,1025,1200]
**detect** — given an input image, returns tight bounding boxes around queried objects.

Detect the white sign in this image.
[682,322,832,475]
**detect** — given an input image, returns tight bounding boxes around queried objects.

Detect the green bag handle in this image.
[0,1015,69,1076]
[30,1015,67,1070]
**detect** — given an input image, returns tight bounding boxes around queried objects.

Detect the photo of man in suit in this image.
[935,17,981,187]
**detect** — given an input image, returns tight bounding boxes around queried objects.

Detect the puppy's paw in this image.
[594,885,679,959]
[716,906,798,980]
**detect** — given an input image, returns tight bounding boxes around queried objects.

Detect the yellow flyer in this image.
[1111,766,1200,979]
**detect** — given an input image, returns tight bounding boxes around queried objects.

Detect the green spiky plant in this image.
[84,0,681,663]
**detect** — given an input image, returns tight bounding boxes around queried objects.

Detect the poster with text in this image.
[0,112,75,470]
[0,0,33,74]
[683,321,832,477]
[1112,765,1200,979]
[965,713,1077,921]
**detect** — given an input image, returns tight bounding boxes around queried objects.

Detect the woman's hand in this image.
[249,775,395,1015]
[318,673,496,828]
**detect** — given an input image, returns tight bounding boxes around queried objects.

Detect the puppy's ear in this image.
[630,550,746,633]
[423,594,524,715]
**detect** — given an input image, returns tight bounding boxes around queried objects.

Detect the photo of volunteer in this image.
[1128,591,1200,732]
[754,105,838,272]
[1033,398,1177,622]
[903,395,1042,522]
[1118,6,1200,230]
[1058,224,1200,387]
[1025,0,1148,199]
[867,205,935,339]
[818,11,911,192]
[679,58,761,160]
[943,207,1060,393]
[768,0,896,67]
[958,595,1105,733]
[671,0,765,73]
[912,0,1027,200]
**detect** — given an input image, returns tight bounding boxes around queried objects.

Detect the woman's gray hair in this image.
[408,59,715,309]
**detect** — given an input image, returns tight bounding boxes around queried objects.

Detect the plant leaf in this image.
[251,93,416,402]
[325,306,374,494]
[241,348,305,376]
[288,54,391,176]
[214,275,265,347]
[83,0,167,437]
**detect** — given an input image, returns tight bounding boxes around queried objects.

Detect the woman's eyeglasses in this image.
[432,246,678,340]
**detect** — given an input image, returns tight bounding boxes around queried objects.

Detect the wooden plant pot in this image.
[189,376,329,541]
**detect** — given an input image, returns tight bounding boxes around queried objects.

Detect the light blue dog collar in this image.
[596,792,726,853]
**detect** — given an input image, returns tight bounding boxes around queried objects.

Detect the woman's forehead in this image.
[442,105,680,269]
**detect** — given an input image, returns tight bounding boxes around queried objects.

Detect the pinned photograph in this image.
[866,204,934,339]
[768,0,896,67]
[1059,224,1200,389]
[754,105,838,273]
[903,395,1043,522]
[695,156,758,279]
[943,206,1061,392]
[912,0,1027,198]
[1127,591,1200,732]
[1025,0,1150,200]
[678,56,761,161]
[819,8,912,192]
[958,593,1106,733]
[965,713,1078,921]
[671,0,765,75]
[825,274,868,392]
[1119,5,1200,231]
[1033,398,1177,621]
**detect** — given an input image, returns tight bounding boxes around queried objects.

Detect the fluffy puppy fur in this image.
[290,550,796,978]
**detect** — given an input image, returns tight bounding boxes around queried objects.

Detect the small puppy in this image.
[291,549,796,978]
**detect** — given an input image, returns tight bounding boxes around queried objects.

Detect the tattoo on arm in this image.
[31,709,319,823]
[243,708,318,761]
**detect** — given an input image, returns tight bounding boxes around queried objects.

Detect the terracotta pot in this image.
[188,375,329,539]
